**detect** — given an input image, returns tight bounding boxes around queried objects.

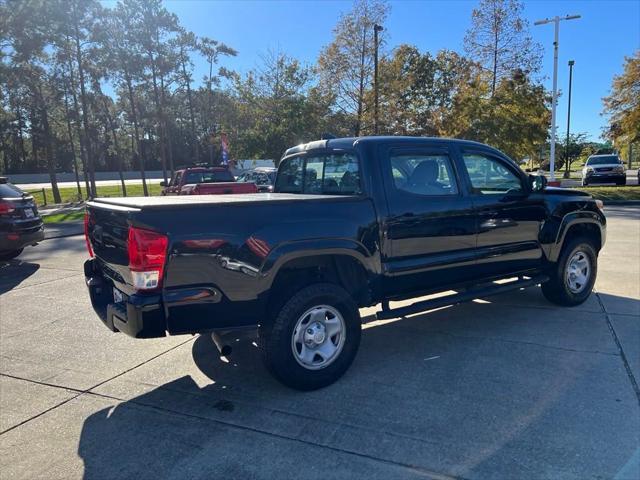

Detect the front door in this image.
[380,144,477,297]
[460,150,545,278]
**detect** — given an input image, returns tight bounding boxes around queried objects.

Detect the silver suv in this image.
[582,154,626,186]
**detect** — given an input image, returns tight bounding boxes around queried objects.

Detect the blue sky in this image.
[155,0,640,141]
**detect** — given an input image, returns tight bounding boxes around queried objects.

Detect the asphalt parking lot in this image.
[1,206,638,479]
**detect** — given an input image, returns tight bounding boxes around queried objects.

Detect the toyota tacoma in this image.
[84,137,606,390]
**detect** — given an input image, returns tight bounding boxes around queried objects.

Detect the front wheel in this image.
[0,248,23,261]
[259,283,361,391]
[542,238,597,306]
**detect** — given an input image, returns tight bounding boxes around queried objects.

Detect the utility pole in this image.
[535,14,581,183]
[564,60,575,179]
[373,24,383,135]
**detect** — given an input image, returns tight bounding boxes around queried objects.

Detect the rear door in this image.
[460,149,545,278]
[379,143,477,297]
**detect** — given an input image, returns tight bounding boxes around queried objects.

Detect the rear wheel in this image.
[581,179,589,187]
[0,248,23,261]
[542,237,597,306]
[259,283,361,391]
[616,178,626,186]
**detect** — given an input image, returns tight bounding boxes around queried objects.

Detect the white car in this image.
[582,154,626,186]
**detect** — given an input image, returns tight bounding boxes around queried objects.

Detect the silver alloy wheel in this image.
[565,250,591,293]
[291,305,346,370]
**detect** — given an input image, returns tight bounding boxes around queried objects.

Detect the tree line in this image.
[1,0,633,202]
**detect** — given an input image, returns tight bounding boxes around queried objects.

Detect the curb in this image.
[45,231,84,240]
[602,200,640,206]
[44,221,84,240]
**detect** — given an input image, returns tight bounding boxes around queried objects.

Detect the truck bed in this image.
[88,193,349,210]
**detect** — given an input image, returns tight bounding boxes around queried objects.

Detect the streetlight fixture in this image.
[534,14,581,182]
[564,60,575,179]
[373,24,384,135]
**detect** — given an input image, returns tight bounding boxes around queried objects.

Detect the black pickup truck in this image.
[84,136,606,390]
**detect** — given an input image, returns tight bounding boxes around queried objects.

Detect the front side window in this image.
[275,153,361,195]
[463,153,522,194]
[171,172,182,187]
[390,154,458,196]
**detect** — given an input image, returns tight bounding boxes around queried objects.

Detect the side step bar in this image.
[376,275,549,321]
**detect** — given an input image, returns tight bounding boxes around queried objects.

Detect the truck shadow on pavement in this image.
[0,260,39,295]
[77,287,640,480]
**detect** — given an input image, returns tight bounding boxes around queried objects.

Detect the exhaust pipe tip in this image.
[211,332,232,357]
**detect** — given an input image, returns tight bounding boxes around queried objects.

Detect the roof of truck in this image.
[283,136,490,157]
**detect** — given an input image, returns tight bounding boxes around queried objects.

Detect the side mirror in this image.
[529,174,547,192]
[159,181,167,187]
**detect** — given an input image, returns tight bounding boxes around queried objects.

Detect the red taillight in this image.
[0,201,16,215]
[84,211,94,258]
[127,226,168,291]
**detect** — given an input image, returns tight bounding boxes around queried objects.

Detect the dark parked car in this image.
[236,167,277,192]
[581,154,626,186]
[160,166,257,195]
[84,137,606,390]
[0,177,44,260]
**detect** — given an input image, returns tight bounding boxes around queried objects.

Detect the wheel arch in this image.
[262,240,378,312]
[549,214,605,262]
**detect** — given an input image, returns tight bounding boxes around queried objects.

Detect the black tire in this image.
[0,248,23,261]
[542,237,597,306]
[581,179,588,187]
[617,179,626,186]
[259,283,361,391]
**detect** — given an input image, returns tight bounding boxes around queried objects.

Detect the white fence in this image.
[6,160,276,185]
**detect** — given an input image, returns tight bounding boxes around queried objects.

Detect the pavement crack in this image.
[0,336,195,436]
[78,388,467,480]
[596,292,640,406]
[411,328,620,357]
[2,273,83,292]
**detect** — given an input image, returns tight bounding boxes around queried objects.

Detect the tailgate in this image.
[86,202,137,294]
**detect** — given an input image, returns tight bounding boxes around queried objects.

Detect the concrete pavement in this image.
[0,207,638,479]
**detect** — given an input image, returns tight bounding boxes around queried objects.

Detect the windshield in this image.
[184,170,234,184]
[587,156,621,166]
[0,182,25,198]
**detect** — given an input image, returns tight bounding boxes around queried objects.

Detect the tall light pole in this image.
[534,14,581,182]
[564,60,575,179]
[373,24,383,135]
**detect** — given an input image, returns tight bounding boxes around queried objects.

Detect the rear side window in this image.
[275,153,361,195]
[0,183,24,197]
[390,154,458,196]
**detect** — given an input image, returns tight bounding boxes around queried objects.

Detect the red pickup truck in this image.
[160,166,258,196]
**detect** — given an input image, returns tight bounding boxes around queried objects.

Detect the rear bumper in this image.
[84,259,166,338]
[0,226,45,251]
